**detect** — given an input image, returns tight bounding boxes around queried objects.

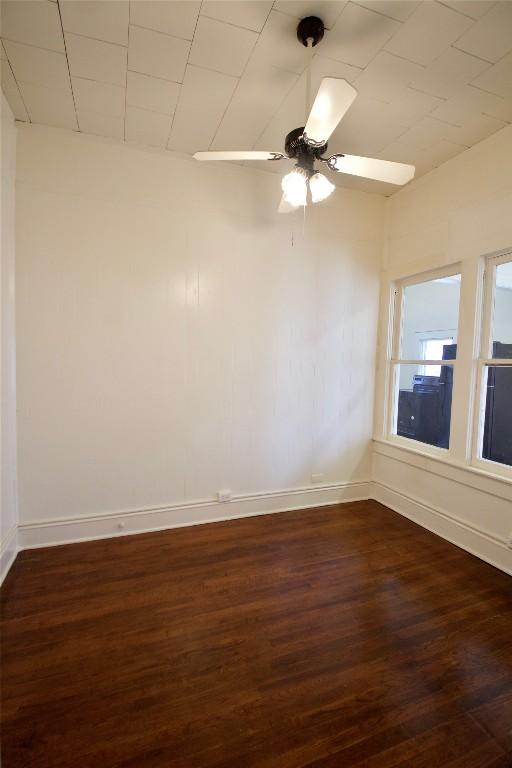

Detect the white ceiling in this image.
[1,0,511,195]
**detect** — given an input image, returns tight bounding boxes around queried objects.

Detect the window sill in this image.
[373,436,512,489]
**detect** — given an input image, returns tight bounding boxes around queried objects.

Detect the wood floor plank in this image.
[1,500,511,767]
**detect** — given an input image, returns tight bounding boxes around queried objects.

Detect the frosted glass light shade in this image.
[309,172,335,202]
[281,168,308,207]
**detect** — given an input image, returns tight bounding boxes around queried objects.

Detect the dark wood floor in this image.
[1,500,511,768]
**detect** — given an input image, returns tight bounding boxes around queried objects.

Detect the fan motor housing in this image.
[297,16,325,47]
[284,127,328,172]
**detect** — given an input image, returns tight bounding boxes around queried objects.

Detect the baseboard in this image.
[18,481,372,550]
[0,525,18,585]
[13,478,512,577]
[371,481,512,576]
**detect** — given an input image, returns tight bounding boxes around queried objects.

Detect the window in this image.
[475,254,512,469]
[390,270,461,451]
[420,337,454,376]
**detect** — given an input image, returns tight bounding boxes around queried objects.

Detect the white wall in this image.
[1,94,18,581]
[373,125,512,575]
[15,125,384,545]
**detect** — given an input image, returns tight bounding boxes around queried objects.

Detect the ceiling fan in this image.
[194,16,415,211]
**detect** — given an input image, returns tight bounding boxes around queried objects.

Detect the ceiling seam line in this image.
[3,55,31,121]
[123,2,130,142]
[165,0,203,150]
[207,22,261,150]
[55,0,78,129]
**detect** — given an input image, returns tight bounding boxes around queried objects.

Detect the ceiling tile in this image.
[3,40,69,89]
[311,51,362,84]
[352,51,424,102]
[409,47,490,98]
[471,51,512,99]
[431,83,512,124]
[438,1,497,20]
[167,64,238,153]
[18,81,77,130]
[72,76,126,118]
[251,10,311,74]
[125,105,170,146]
[66,33,127,86]
[60,1,129,46]
[0,59,30,120]
[352,0,420,21]
[126,71,180,115]
[384,1,473,66]
[397,115,471,149]
[189,16,257,78]
[211,60,297,150]
[130,1,201,41]
[77,111,125,139]
[378,137,466,176]
[128,25,189,82]
[453,1,512,63]
[273,1,347,29]
[1,0,64,52]
[201,1,273,32]
[320,3,401,69]
[328,96,410,156]
[385,87,446,124]
[444,111,506,145]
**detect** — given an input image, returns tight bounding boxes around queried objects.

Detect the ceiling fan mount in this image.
[284,126,328,173]
[296,16,325,47]
[193,15,416,210]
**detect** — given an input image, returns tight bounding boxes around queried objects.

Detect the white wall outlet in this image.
[311,473,324,484]
[118,521,126,530]
[217,489,232,503]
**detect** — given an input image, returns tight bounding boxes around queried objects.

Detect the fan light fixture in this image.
[281,169,335,208]
[309,172,335,203]
[281,167,308,207]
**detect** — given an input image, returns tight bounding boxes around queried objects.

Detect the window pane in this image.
[402,275,460,360]
[482,365,512,467]
[420,337,455,376]
[395,363,453,449]
[492,261,512,355]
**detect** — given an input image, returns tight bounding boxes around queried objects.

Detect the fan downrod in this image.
[297,16,325,47]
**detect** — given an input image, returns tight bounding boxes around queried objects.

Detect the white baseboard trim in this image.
[0,525,18,585]
[18,481,372,550]
[12,478,512,578]
[372,481,512,576]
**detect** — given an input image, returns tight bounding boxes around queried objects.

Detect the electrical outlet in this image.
[311,473,324,484]
[217,489,232,503]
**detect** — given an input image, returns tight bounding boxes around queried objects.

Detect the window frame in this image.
[386,263,462,458]
[471,250,512,478]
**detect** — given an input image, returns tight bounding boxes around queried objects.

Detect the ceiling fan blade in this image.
[328,154,415,185]
[194,151,284,161]
[304,78,357,147]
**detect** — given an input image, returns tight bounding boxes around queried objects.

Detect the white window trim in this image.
[471,250,512,479]
[386,263,461,459]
